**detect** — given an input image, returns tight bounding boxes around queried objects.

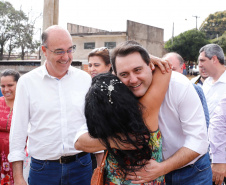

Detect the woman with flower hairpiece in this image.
[83,60,171,185]
[88,47,112,78]
[0,69,20,185]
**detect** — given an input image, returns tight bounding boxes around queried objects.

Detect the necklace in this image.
[6,108,13,131]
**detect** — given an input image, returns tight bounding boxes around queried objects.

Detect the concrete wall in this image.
[0,65,38,75]
[127,20,164,57]
[0,61,82,74]
[72,34,127,63]
[69,20,164,62]
[68,23,108,34]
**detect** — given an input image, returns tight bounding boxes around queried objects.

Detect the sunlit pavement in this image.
[186,75,197,80]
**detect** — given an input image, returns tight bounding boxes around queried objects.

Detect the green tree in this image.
[0,1,15,60]
[11,9,40,60]
[165,29,210,62]
[6,36,17,60]
[0,1,40,60]
[200,10,226,40]
[212,31,226,54]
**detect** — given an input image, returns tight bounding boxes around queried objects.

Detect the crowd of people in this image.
[0,25,225,185]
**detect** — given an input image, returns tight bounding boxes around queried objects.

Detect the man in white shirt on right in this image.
[198,43,226,185]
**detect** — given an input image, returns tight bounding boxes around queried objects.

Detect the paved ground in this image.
[186,75,197,80]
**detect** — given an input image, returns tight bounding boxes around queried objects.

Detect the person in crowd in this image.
[75,41,211,185]
[189,62,194,75]
[198,44,226,185]
[182,62,187,75]
[162,52,184,73]
[0,88,3,97]
[85,54,170,184]
[8,25,92,185]
[0,69,20,185]
[162,52,210,128]
[190,63,209,87]
[209,94,226,185]
[87,47,111,170]
[88,47,112,78]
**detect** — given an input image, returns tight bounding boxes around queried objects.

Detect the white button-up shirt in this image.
[203,70,226,162]
[208,94,226,163]
[8,65,91,161]
[159,72,209,166]
[203,70,226,118]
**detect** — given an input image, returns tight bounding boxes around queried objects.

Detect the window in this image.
[84,42,95,49]
[105,42,116,49]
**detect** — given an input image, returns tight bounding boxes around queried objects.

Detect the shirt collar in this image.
[217,70,226,83]
[205,70,226,85]
[41,62,72,80]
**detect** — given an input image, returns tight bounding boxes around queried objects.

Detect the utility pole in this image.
[192,15,200,30]
[171,22,174,45]
[39,28,41,60]
[42,0,59,64]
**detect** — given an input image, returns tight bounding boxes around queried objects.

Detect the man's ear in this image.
[41,45,47,57]
[212,55,218,64]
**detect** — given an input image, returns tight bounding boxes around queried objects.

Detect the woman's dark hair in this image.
[88,47,112,72]
[85,73,151,176]
[1,69,20,82]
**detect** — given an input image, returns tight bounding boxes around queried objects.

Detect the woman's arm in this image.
[149,54,172,73]
[75,132,138,152]
[139,67,171,130]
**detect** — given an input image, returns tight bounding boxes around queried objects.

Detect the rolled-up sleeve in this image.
[179,82,209,155]
[73,122,104,154]
[73,123,88,145]
[209,96,226,163]
[8,77,29,162]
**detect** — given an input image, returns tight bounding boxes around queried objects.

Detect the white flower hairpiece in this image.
[101,79,122,104]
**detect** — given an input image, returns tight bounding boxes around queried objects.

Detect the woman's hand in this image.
[149,54,172,73]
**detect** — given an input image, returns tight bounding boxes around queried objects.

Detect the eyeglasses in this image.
[45,45,76,55]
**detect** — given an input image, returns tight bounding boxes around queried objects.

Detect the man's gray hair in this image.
[199,44,225,65]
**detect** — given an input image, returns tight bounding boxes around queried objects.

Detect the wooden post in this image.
[41,0,59,64]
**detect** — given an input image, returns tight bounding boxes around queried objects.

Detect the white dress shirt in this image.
[208,94,226,163]
[203,70,226,162]
[8,65,91,162]
[202,71,226,118]
[159,72,209,166]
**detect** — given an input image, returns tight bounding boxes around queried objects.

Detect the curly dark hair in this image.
[85,73,152,176]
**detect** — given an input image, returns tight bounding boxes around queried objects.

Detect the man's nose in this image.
[129,73,138,84]
[61,52,70,60]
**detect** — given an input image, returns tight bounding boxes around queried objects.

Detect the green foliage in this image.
[0,1,40,60]
[164,29,210,62]
[200,10,226,40]
[0,1,15,60]
[211,31,226,53]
